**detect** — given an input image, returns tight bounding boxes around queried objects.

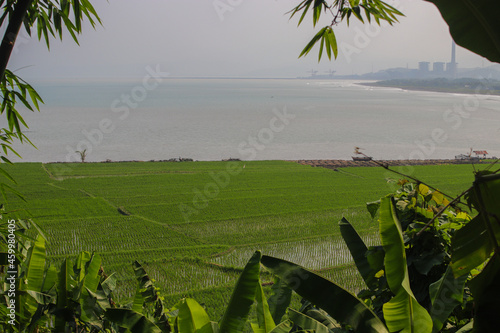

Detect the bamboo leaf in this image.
[261,255,388,333]
[318,34,324,62]
[299,27,328,59]
[325,26,338,59]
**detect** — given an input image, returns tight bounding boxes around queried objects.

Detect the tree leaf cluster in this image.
[290,0,402,62]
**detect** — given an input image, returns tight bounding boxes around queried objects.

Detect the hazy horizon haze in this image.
[6,0,495,80]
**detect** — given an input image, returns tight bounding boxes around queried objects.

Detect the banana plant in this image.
[106,251,272,333]
[452,172,500,330]
[378,197,433,333]
[260,254,389,333]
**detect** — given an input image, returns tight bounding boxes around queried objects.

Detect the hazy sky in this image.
[9,0,495,79]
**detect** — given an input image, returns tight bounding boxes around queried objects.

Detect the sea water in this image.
[7,78,500,162]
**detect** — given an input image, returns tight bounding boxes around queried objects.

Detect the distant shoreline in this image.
[294,158,494,169]
[38,158,496,167]
[359,78,500,96]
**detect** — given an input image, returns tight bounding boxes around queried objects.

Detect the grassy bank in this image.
[2,160,484,318]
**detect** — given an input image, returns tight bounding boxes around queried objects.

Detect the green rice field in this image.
[2,160,483,318]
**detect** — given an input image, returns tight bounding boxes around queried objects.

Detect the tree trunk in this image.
[0,0,35,81]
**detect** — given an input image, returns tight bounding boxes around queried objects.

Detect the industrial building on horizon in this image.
[302,41,500,80]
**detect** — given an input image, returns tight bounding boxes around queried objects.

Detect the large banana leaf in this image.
[24,235,46,293]
[269,320,293,333]
[429,266,468,333]
[455,321,474,333]
[133,260,157,303]
[339,217,378,290]
[19,234,47,323]
[252,282,276,333]
[267,277,292,325]
[176,298,214,333]
[74,251,92,284]
[55,258,74,331]
[305,308,341,331]
[378,197,433,333]
[260,255,388,333]
[424,0,500,63]
[105,308,162,333]
[287,308,330,333]
[77,253,102,323]
[82,253,101,294]
[42,265,58,294]
[451,174,500,276]
[468,255,500,332]
[219,251,262,332]
[100,272,117,298]
[450,215,494,276]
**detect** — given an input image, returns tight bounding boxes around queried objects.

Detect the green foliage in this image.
[378,197,433,333]
[452,173,500,274]
[260,255,388,332]
[289,0,402,61]
[424,0,500,63]
[3,163,500,332]
[0,161,483,317]
[0,0,102,197]
[219,251,262,332]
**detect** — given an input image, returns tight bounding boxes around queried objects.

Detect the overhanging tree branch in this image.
[0,0,34,81]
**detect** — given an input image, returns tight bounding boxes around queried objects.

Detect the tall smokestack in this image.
[450,40,457,78]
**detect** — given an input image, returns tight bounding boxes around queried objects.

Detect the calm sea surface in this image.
[9,78,500,162]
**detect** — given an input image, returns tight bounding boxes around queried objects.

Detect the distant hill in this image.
[301,64,500,81]
[359,78,500,95]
